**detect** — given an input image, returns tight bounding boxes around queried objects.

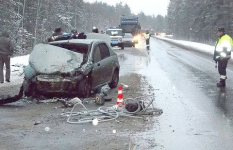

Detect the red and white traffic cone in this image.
[116,85,124,110]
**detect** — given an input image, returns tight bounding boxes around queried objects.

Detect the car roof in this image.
[107,29,122,31]
[49,39,104,45]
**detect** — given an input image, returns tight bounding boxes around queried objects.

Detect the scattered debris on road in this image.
[61,87,163,125]
[34,121,42,126]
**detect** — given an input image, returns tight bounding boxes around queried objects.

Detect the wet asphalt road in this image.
[1,37,233,150]
[134,37,233,150]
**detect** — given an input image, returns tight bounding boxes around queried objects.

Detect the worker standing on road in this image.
[213,28,233,87]
[144,30,150,49]
[0,32,14,83]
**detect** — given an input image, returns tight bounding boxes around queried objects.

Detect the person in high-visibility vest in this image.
[213,27,233,87]
[144,30,150,49]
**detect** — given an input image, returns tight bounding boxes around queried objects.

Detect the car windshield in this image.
[50,43,89,54]
[106,30,123,36]
[124,33,133,38]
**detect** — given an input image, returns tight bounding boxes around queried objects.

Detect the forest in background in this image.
[0,0,164,54]
[167,0,233,43]
[1,0,233,54]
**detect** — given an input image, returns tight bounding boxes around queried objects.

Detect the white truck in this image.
[106,27,124,50]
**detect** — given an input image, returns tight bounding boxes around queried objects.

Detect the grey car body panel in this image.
[89,41,119,88]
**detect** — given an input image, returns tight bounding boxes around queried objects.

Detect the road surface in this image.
[1,37,233,150]
[135,37,233,150]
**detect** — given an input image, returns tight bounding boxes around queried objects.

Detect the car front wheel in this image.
[109,70,119,89]
[78,77,91,98]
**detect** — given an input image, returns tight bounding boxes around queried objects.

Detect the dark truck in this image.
[120,15,141,36]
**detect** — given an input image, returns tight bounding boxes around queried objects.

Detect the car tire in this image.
[121,45,124,50]
[78,77,91,98]
[109,70,119,89]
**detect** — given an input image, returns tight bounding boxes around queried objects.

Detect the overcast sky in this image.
[84,0,170,16]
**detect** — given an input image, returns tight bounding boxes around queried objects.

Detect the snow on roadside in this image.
[11,55,29,74]
[155,36,216,55]
[11,55,29,66]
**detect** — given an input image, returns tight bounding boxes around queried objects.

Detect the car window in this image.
[51,43,89,54]
[106,30,123,36]
[93,45,101,63]
[124,33,133,38]
[99,43,110,60]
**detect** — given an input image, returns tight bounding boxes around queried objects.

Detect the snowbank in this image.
[155,36,215,55]
[11,55,29,73]
[11,55,29,66]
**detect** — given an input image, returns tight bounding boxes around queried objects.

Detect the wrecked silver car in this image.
[23,39,120,98]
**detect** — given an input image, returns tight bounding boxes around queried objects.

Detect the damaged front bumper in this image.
[24,74,83,96]
[36,74,83,94]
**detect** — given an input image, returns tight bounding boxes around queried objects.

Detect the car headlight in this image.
[133,35,140,41]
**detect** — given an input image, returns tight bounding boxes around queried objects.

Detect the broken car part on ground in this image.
[61,95,163,125]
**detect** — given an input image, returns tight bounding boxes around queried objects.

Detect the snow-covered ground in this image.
[11,55,29,72]
[0,55,29,86]
[155,36,216,55]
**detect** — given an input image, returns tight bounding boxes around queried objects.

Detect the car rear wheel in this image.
[109,70,119,89]
[78,77,91,98]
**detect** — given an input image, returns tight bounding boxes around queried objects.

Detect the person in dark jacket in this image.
[48,27,63,42]
[0,32,14,83]
[52,27,63,36]
[92,26,99,33]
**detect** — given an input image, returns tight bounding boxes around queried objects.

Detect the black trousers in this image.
[218,59,228,79]
[146,39,150,45]
[0,54,11,82]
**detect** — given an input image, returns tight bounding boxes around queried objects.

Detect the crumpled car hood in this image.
[29,44,84,74]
